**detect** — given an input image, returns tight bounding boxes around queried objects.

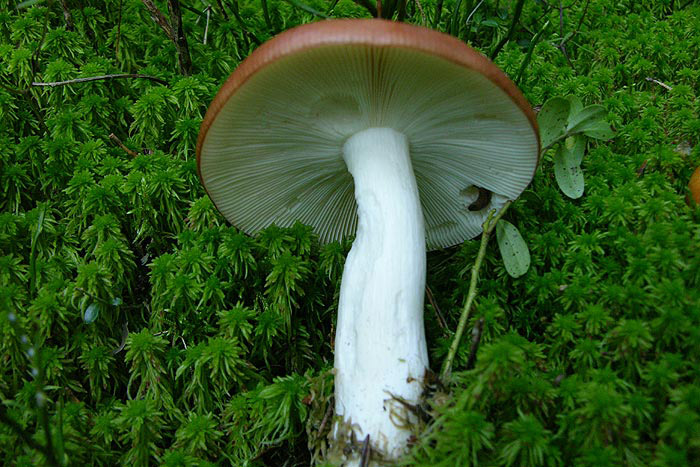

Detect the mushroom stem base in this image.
[332,127,429,464]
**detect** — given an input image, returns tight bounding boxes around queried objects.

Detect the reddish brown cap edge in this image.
[197,19,540,184]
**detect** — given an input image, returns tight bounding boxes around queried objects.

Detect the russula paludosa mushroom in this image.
[689,166,700,205]
[197,19,539,464]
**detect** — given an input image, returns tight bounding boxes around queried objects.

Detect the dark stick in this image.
[575,0,592,32]
[215,0,229,20]
[359,434,371,467]
[557,1,573,68]
[59,0,74,30]
[425,285,448,334]
[465,317,484,370]
[489,0,525,59]
[32,74,168,87]
[141,0,175,41]
[167,0,193,75]
[317,402,334,434]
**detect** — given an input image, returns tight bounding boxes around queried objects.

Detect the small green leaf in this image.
[564,134,586,165]
[111,297,123,306]
[582,120,616,140]
[480,19,500,28]
[537,97,570,149]
[554,139,585,199]
[496,220,531,278]
[567,104,607,133]
[83,303,100,324]
[16,0,46,9]
[567,95,583,117]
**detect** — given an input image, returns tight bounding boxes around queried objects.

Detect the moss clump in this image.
[1,1,699,466]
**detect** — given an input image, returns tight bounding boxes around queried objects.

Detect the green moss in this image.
[0,0,699,465]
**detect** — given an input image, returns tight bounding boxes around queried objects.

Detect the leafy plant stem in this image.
[515,20,550,85]
[440,201,511,381]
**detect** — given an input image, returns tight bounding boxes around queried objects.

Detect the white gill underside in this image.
[199,45,539,249]
[334,127,429,463]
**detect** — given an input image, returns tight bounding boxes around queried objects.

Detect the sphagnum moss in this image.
[0,1,699,466]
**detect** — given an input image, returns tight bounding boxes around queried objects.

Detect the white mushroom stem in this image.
[334,127,429,462]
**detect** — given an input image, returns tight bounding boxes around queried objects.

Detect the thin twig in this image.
[59,0,74,30]
[109,132,139,157]
[413,0,427,25]
[140,0,192,74]
[425,285,448,334]
[489,0,525,59]
[557,1,571,64]
[203,5,211,44]
[167,0,193,75]
[465,317,484,369]
[32,74,168,87]
[636,160,649,177]
[142,0,175,40]
[359,434,371,467]
[440,201,512,381]
[215,0,229,19]
[574,0,592,33]
[317,401,333,434]
[645,77,673,90]
[556,0,591,69]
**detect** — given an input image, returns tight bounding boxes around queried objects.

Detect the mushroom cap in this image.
[197,19,540,250]
[690,166,700,205]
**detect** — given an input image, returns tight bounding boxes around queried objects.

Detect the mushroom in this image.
[197,19,539,464]
[689,166,700,205]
